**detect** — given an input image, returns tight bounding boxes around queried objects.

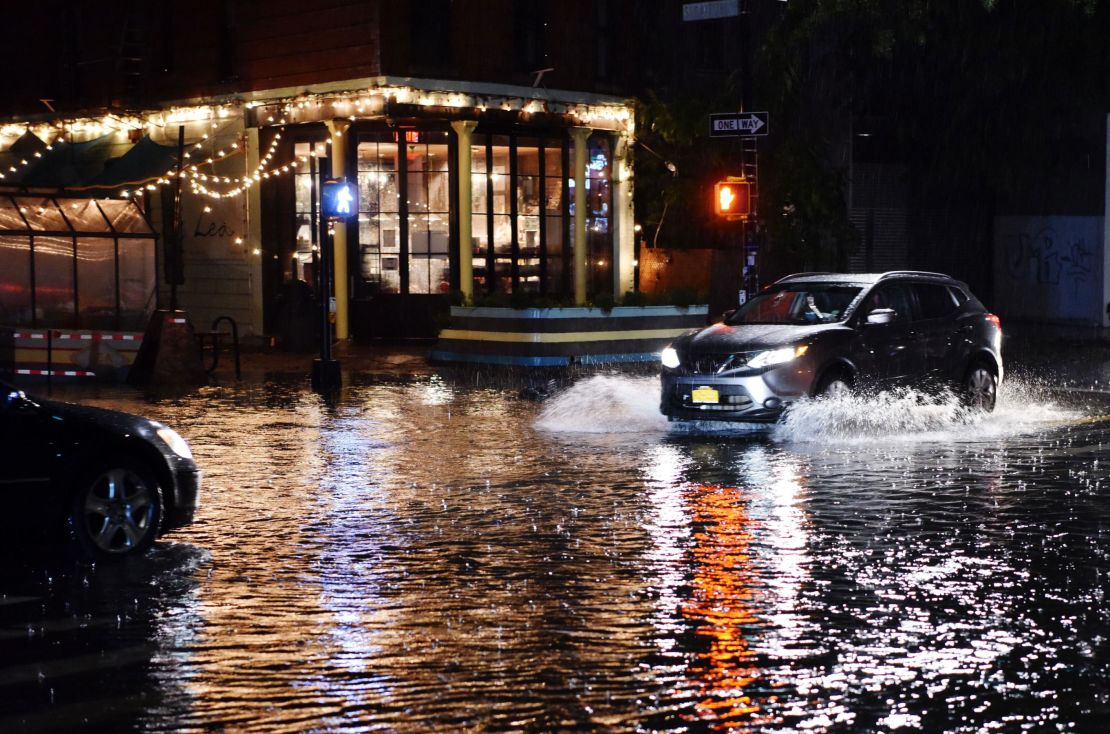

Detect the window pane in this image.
[77,237,116,328]
[517,139,540,176]
[33,235,75,327]
[96,200,153,234]
[587,135,613,297]
[64,200,112,231]
[427,171,449,212]
[118,238,155,330]
[545,215,564,296]
[18,198,69,232]
[472,138,487,174]
[544,144,563,178]
[356,139,400,295]
[0,235,31,325]
[427,141,450,173]
[493,214,512,292]
[0,197,27,231]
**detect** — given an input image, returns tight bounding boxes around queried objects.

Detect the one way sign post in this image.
[710,111,769,137]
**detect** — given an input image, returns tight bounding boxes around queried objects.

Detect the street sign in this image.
[683,0,739,22]
[710,111,769,137]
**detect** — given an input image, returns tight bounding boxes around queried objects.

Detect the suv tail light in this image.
[986,313,1001,330]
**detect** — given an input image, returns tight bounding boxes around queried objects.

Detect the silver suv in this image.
[660,271,1003,422]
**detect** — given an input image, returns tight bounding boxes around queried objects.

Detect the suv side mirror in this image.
[866,308,897,325]
[721,308,737,323]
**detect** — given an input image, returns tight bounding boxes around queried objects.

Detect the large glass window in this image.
[490,135,512,293]
[0,197,155,330]
[356,136,400,295]
[33,235,75,327]
[0,235,31,324]
[118,238,156,330]
[293,141,329,285]
[544,141,566,296]
[471,132,567,295]
[471,140,489,293]
[406,131,451,294]
[516,138,541,293]
[586,135,613,297]
[76,237,116,328]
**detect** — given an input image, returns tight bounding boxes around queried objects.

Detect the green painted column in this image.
[451,120,478,301]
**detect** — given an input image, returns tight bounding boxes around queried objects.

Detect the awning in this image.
[19,134,117,188]
[0,134,178,194]
[81,135,179,195]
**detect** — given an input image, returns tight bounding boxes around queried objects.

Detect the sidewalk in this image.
[213,341,439,382]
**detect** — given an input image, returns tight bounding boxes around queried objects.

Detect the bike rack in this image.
[198,316,241,379]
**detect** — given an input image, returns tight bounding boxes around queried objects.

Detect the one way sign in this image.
[710,111,769,137]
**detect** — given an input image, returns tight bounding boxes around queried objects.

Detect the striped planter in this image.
[0,328,144,382]
[430,305,709,367]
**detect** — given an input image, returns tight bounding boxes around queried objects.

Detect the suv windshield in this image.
[726,284,862,325]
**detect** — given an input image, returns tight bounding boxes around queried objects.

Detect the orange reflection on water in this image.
[680,483,768,731]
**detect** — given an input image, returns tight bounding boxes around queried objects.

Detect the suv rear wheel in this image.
[962,364,997,412]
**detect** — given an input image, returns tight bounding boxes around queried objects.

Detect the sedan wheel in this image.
[963,366,997,412]
[72,465,162,558]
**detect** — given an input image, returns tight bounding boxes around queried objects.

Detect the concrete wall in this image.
[994,216,1105,326]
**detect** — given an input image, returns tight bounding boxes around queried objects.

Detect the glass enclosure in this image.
[0,195,156,330]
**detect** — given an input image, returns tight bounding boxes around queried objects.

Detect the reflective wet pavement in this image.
[2,356,1110,732]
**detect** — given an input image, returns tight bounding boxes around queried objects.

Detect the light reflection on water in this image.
[1,372,1108,732]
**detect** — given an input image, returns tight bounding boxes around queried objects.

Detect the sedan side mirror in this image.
[866,308,897,325]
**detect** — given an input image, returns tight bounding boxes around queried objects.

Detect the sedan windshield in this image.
[727,284,862,325]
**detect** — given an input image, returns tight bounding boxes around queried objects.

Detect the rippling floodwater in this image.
[2,370,1109,732]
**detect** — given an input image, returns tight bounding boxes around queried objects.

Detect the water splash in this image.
[773,379,1076,444]
[534,375,668,433]
[535,374,1078,442]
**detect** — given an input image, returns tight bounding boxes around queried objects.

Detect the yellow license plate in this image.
[691,386,720,404]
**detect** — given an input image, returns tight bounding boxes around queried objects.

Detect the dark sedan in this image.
[660,271,1003,422]
[0,384,200,559]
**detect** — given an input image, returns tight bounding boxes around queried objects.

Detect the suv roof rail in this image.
[775,272,839,282]
[879,270,951,280]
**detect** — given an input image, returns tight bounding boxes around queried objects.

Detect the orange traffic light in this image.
[714,179,751,219]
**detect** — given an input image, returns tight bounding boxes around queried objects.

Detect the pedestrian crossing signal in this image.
[714,179,751,219]
[322,178,357,220]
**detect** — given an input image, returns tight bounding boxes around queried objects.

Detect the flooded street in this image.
[2,366,1109,732]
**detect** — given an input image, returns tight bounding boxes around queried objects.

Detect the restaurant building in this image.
[0,2,639,344]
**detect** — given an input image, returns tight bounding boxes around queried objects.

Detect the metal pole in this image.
[171,125,185,311]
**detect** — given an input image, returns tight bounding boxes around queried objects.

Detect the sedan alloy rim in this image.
[82,468,155,553]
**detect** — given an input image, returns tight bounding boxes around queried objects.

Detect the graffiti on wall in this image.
[994,216,1103,323]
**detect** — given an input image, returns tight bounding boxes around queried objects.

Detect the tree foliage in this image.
[635,0,1110,272]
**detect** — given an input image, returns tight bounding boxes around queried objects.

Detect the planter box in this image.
[430,305,709,367]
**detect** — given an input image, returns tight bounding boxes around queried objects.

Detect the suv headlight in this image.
[748,344,809,369]
[153,423,194,460]
[660,346,681,369]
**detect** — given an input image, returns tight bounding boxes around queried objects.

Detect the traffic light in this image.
[714,179,751,220]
